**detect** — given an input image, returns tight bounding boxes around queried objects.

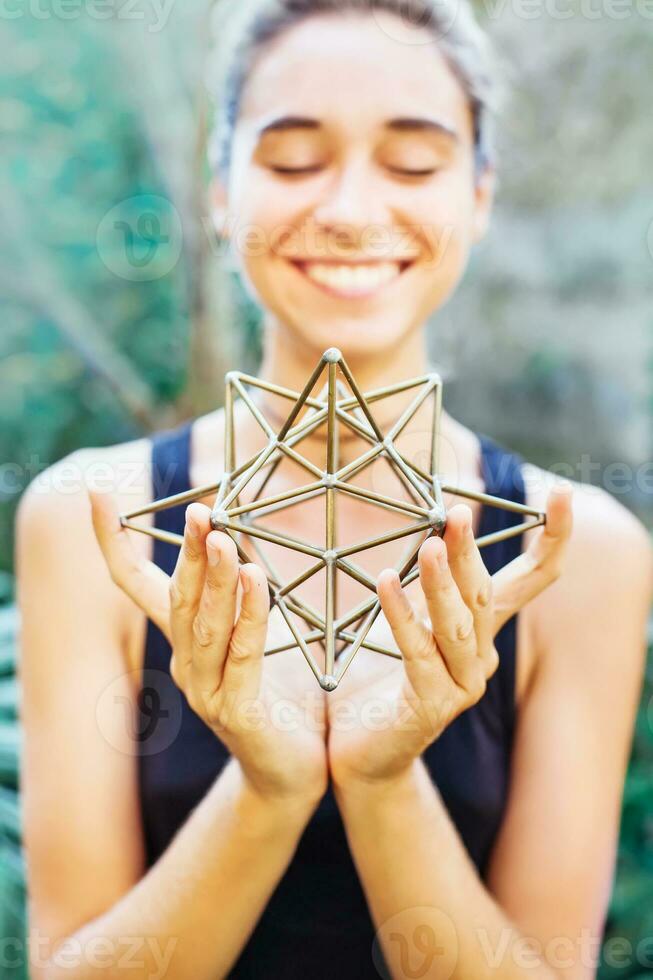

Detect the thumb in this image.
[88,487,172,640]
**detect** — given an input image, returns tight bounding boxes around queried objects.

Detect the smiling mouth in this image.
[287,258,415,298]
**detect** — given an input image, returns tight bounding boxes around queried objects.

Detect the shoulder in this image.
[521,461,652,587]
[17,435,152,542]
[16,436,155,647]
[519,461,652,692]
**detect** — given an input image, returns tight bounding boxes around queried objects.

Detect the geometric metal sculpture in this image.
[120,348,545,691]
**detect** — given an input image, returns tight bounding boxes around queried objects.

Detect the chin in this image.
[289,315,413,364]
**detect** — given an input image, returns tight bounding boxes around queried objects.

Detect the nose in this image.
[312,154,392,251]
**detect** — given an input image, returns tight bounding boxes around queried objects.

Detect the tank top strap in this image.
[142,419,194,686]
[474,431,528,728]
[149,418,193,544]
[476,430,527,572]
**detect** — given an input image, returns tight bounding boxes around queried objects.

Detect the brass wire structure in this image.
[121,348,546,691]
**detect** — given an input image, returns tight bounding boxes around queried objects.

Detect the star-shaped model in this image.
[121,348,545,691]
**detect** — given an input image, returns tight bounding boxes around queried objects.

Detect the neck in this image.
[258,315,431,405]
[244,314,465,478]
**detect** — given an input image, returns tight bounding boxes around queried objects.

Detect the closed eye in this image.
[269,164,324,175]
[387,166,440,177]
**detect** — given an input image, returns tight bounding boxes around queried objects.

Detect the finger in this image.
[168,503,213,685]
[492,481,574,634]
[377,568,449,700]
[89,488,171,639]
[418,536,484,695]
[445,505,495,672]
[189,529,240,696]
[221,563,270,701]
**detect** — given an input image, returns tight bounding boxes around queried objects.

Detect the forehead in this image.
[238,11,472,140]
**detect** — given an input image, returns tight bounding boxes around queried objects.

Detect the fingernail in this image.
[391,572,403,595]
[207,544,221,566]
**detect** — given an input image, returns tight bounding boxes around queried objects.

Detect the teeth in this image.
[301,261,402,293]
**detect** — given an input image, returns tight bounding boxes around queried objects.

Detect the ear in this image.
[471,164,496,244]
[209,175,230,239]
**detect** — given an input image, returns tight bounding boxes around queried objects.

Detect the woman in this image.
[17,1,653,978]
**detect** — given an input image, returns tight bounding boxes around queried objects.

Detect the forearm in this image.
[36,758,317,980]
[334,760,557,980]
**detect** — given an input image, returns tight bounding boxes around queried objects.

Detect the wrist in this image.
[332,757,426,808]
[231,760,325,826]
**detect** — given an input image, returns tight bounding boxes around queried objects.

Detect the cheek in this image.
[228,172,292,263]
[412,177,476,275]
[415,174,475,237]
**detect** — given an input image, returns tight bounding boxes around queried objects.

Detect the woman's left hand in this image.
[327,483,574,789]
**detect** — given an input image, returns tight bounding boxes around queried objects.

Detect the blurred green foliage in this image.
[0,604,25,980]
[0,11,193,582]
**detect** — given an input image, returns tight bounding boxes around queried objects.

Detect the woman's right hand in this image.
[89,493,328,807]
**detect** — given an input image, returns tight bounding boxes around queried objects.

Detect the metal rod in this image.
[325,360,338,678]
[225,376,235,473]
[277,558,326,598]
[275,596,324,684]
[386,377,436,442]
[222,519,325,559]
[475,518,545,548]
[431,379,442,476]
[236,372,325,411]
[234,486,325,520]
[219,440,279,512]
[277,441,325,479]
[265,626,402,660]
[122,480,222,520]
[120,519,183,547]
[337,372,438,410]
[336,441,385,481]
[227,480,324,518]
[337,355,386,442]
[231,377,276,440]
[335,599,384,684]
[333,479,429,519]
[440,482,545,519]
[276,353,330,442]
[336,557,378,592]
[384,441,437,509]
[336,518,433,560]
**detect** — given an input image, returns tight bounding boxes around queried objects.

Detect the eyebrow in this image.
[258,115,459,141]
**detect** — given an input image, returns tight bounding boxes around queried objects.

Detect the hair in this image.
[205,0,504,187]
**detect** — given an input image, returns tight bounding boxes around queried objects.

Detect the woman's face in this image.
[214,10,494,361]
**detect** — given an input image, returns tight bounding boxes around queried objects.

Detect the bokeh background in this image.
[1,0,652,976]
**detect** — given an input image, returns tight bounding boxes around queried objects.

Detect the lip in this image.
[286,257,416,300]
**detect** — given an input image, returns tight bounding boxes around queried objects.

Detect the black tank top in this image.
[137,420,526,979]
